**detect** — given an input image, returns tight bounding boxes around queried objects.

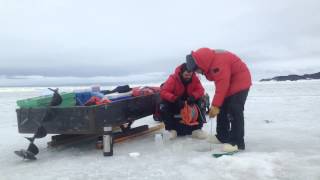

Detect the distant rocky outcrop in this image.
[260,72,320,82]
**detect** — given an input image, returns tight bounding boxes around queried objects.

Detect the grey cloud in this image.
[0,0,319,81]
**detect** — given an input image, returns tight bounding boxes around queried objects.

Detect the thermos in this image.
[103,126,113,156]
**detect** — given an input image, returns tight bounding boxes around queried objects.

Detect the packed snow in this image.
[0,80,320,180]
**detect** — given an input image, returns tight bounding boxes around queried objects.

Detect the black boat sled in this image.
[15,88,161,160]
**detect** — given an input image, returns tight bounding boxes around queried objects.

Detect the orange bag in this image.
[180,102,199,126]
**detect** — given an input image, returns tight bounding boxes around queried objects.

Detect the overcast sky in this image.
[0,0,320,82]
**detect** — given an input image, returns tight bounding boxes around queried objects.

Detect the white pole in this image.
[210,117,213,151]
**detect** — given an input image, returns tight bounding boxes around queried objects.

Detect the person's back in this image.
[212,50,251,97]
[190,48,251,106]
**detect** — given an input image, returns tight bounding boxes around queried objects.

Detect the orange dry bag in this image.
[180,102,199,126]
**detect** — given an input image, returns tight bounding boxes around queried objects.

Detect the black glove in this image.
[187,96,196,105]
[176,98,185,109]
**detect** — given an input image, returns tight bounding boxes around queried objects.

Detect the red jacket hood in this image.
[191,48,215,73]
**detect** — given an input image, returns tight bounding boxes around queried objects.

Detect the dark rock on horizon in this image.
[260,72,320,82]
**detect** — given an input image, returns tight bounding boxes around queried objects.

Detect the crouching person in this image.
[160,63,207,140]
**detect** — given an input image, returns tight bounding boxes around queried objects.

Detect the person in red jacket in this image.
[160,63,207,139]
[186,48,252,152]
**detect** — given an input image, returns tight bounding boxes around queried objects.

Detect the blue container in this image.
[75,91,105,105]
[75,92,92,105]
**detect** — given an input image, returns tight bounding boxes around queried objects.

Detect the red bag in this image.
[132,86,160,97]
[84,96,111,106]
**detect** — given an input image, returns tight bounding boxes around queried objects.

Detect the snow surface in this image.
[1,81,320,180]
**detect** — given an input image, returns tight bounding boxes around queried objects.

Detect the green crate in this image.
[17,92,76,108]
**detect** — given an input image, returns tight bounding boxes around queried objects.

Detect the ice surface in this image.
[0,80,320,180]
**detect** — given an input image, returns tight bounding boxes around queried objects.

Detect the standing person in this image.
[160,63,207,139]
[186,48,252,152]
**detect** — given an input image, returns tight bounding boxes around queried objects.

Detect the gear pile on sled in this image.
[15,85,162,160]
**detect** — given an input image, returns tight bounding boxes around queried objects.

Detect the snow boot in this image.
[222,143,239,152]
[207,135,222,144]
[169,130,177,140]
[191,129,208,139]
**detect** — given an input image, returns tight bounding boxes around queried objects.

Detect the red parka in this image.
[191,48,252,107]
[160,65,204,102]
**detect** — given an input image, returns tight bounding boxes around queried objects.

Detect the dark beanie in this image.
[186,54,197,72]
[180,63,188,73]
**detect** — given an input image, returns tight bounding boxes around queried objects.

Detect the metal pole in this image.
[210,117,213,151]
